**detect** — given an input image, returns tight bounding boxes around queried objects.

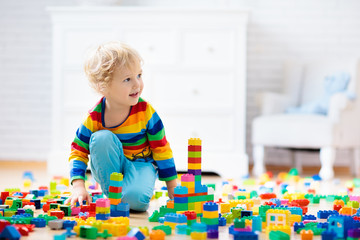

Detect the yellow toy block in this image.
[188,163,202,170]
[188,138,202,146]
[181,182,195,188]
[110,172,123,181]
[4,200,13,206]
[102,223,127,236]
[191,231,207,240]
[266,225,291,237]
[266,209,291,226]
[188,202,195,211]
[91,221,103,232]
[252,206,259,216]
[139,226,149,237]
[245,219,252,228]
[73,226,80,235]
[220,203,230,213]
[235,191,250,199]
[96,207,110,214]
[195,202,202,213]
[203,211,219,218]
[290,214,302,225]
[110,217,130,226]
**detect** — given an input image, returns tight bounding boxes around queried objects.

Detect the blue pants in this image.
[89,130,157,211]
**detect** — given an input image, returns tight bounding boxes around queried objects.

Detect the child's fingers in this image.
[78,196,84,206]
[71,196,78,206]
[87,194,92,204]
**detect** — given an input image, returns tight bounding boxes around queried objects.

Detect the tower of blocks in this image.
[95,198,110,220]
[109,172,129,217]
[171,138,214,216]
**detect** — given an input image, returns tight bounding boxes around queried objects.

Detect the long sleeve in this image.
[146,104,177,181]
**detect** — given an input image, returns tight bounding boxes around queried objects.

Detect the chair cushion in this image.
[252,114,333,148]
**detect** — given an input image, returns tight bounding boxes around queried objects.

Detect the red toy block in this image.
[1,192,9,204]
[188,145,201,151]
[264,201,277,206]
[14,226,29,236]
[42,203,50,213]
[49,210,65,219]
[183,211,197,220]
[259,193,277,200]
[13,224,34,232]
[0,219,10,233]
[89,203,96,212]
[109,186,122,193]
[291,199,310,207]
[188,158,201,163]
[80,205,90,213]
[333,204,342,212]
[39,186,48,190]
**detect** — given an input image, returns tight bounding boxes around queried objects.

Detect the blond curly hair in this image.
[84,41,143,94]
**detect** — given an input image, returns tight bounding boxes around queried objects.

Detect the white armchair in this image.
[252,59,360,180]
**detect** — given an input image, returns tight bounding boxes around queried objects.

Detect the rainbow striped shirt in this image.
[69,97,177,183]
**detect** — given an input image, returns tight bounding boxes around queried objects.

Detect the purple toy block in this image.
[348,228,360,238]
[188,169,201,175]
[207,229,219,239]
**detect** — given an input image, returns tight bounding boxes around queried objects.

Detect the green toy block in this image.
[174,203,188,211]
[80,225,98,239]
[25,209,34,217]
[243,179,256,186]
[188,151,201,158]
[50,203,60,210]
[234,218,245,228]
[187,219,196,226]
[153,225,172,235]
[148,210,159,222]
[281,189,288,194]
[206,184,216,191]
[310,196,320,204]
[60,205,72,216]
[11,199,22,209]
[235,196,246,200]
[304,194,313,199]
[201,217,219,225]
[108,192,122,199]
[186,226,192,235]
[195,175,202,182]
[250,190,258,199]
[269,230,290,240]
[341,195,349,204]
[289,168,299,176]
[206,194,214,201]
[231,207,242,218]
[155,191,163,199]
[110,172,123,181]
[223,213,234,224]
[347,200,359,208]
[159,205,176,217]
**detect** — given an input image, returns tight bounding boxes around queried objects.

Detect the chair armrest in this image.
[255,91,292,115]
[328,92,352,122]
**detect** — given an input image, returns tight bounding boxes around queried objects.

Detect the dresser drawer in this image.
[123,29,178,65]
[149,71,235,109]
[182,30,236,67]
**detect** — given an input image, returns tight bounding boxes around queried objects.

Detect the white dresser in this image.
[47,7,249,179]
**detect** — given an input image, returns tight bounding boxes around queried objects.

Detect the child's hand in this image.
[64,179,92,206]
[166,179,177,200]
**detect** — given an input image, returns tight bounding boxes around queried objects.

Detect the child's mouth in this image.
[130,92,139,98]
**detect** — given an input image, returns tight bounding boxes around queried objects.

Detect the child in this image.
[64,41,178,211]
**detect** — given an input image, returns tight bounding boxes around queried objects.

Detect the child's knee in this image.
[90,130,116,148]
[121,189,151,212]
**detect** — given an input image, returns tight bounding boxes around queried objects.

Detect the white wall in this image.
[1,0,360,166]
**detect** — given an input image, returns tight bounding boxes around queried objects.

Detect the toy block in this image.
[48,219,64,230]
[127,228,145,240]
[30,218,46,227]
[188,157,202,164]
[174,186,188,195]
[188,138,201,146]
[79,225,98,239]
[268,230,290,240]
[188,169,201,175]
[109,198,122,205]
[219,217,226,226]
[200,217,218,225]
[339,206,356,215]
[220,203,230,213]
[266,225,291,236]
[152,225,172,235]
[109,186,122,193]
[203,202,218,212]
[149,229,166,240]
[188,163,201,170]
[109,192,122,199]
[96,199,110,208]
[175,225,187,235]
[63,220,76,230]
[166,200,174,209]
[317,210,338,219]
[202,211,218,219]
[110,172,123,181]
[109,180,123,187]
[300,229,313,240]
[0,225,21,240]
[190,231,207,239]
[181,174,195,182]
[188,145,202,151]
[266,209,291,226]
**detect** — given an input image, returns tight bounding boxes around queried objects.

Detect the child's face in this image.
[104,64,143,108]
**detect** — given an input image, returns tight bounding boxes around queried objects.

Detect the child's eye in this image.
[137,74,142,79]
[123,78,130,82]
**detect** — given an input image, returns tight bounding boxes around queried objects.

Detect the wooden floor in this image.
[0,161,356,239]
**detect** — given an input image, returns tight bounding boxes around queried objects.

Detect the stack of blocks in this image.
[201,202,219,231]
[173,138,214,215]
[95,199,110,220]
[164,213,187,229]
[109,172,129,217]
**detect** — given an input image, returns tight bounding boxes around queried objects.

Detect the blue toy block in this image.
[116,203,130,211]
[110,210,129,217]
[269,198,281,206]
[321,230,337,240]
[206,224,219,231]
[174,186,188,195]
[54,234,66,240]
[29,190,39,197]
[317,222,328,230]
[219,217,226,226]
[203,202,218,211]
[109,180,122,187]
[317,210,339,219]
[159,217,165,224]
[194,185,208,194]
[252,216,262,232]
[30,199,41,209]
[164,213,187,223]
[191,223,207,232]
[303,214,316,220]
[241,210,253,218]
[0,225,21,240]
[229,226,258,239]
[96,213,110,220]
[31,218,46,227]
[294,222,305,232]
[127,227,145,240]
[288,207,302,215]
[174,197,188,203]
[175,225,187,235]
[63,220,76,230]
[328,215,356,239]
